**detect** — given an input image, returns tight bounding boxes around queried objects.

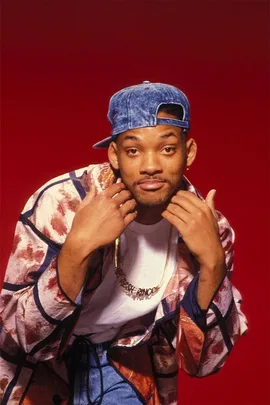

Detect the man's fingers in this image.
[113,189,133,206]
[173,190,217,219]
[124,211,138,227]
[104,182,126,198]
[171,193,201,213]
[120,199,137,217]
[166,203,188,223]
[173,190,205,211]
[161,210,184,232]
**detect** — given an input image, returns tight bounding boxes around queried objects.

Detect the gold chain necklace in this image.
[114,225,173,301]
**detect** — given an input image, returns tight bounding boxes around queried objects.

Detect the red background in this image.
[1,1,269,404]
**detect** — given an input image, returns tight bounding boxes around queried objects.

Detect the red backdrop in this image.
[1,1,269,404]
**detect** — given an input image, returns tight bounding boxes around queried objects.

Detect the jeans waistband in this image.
[71,335,113,355]
[89,340,113,356]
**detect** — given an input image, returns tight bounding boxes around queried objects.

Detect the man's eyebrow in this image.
[159,132,178,140]
[122,132,179,142]
[122,135,140,142]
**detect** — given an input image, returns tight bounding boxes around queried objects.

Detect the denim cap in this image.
[93,81,190,149]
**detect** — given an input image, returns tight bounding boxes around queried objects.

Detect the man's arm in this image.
[0,181,82,362]
[178,223,247,376]
[162,189,227,309]
[182,215,247,376]
[0,177,136,362]
[57,182,137,301]
[162,190,248,376]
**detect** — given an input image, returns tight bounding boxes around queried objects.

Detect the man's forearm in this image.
[197,261,227,310]
[57,237,95,302]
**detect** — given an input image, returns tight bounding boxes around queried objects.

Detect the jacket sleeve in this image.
[176,211,248,377]
[0,181,82,363]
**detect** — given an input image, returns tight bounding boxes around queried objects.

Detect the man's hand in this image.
[162,189,224,268]
[162,189,226,309]
[58,182,137,301]
[66,182,137,261]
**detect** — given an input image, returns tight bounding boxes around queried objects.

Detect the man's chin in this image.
[133,192,171,208]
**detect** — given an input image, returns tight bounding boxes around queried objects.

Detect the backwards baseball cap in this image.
[93,81,190,149]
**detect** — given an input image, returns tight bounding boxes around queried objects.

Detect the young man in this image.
[0,82,247,405]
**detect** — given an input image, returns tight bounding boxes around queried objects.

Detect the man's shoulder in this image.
[19,162,114,240]
[34,162,110,194]
[22,162,112,212]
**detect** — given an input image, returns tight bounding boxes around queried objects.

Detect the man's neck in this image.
[134,204,166,225]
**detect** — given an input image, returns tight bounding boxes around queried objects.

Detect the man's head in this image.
[93,81,197,207]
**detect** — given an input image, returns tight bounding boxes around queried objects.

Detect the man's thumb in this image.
[205,189,217,218]
[78,184,97,211]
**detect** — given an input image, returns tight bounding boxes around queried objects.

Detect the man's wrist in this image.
[197,256,227,310]
[57,242,94,302]
[61,232,97,267]
[198,247,226,278]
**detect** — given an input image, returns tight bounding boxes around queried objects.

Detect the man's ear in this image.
[108,141,119,170]
[185,137,197,168]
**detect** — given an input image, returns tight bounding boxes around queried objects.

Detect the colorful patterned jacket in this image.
[0,163,248,405]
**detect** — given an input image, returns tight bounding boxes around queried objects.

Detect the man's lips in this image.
[137,179,166,191]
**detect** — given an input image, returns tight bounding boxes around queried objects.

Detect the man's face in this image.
[109,113,196,207]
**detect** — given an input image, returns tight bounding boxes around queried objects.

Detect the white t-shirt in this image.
[74,219,179,343]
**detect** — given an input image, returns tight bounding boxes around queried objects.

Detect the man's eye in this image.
[162,147,176,155]
[126,149,139,156]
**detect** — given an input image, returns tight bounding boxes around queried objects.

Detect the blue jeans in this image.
[68,338,144,405]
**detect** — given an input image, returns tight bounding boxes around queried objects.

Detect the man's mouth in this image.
[137,179,166,191]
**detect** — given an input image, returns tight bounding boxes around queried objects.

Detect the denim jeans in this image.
[68,338,144,405]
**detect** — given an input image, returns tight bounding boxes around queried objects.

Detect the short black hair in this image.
[157,104,184,120]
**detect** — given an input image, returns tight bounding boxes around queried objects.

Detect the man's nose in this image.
[139,152,162,175]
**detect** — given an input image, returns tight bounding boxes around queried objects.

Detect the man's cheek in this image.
[120,177,135,195]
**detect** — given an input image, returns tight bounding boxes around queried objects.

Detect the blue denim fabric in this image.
[93,81,190,148]
[70,340,144,405]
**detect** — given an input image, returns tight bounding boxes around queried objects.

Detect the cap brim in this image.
[92,136,114,149]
